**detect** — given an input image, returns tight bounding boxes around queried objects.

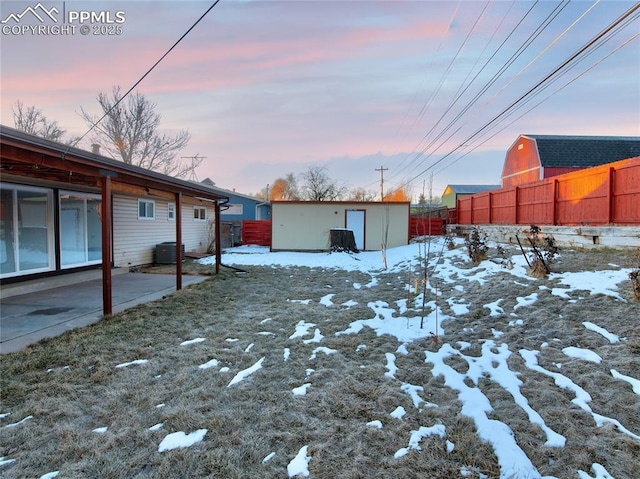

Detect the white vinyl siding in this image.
[113,195,213,267]
[181,202,211,253]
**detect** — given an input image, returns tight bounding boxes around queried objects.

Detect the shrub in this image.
[445,232,456,251]
[630,249,640,301]
[495,244,514,270]
[464,227,488,264]
[524,225,558,278]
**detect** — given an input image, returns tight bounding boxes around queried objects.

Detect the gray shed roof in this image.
[446,184,500,194]
[524,135,640,168]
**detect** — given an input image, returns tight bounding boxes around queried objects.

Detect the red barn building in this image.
[502,135,640,188]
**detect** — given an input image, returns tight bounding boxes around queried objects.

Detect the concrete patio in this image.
[0,269,209,354]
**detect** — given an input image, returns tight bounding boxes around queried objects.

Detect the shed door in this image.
[346,209,365,251]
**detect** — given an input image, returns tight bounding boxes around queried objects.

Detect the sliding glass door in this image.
[59,191,102,268]
[0,183,54,277]
[0,184,103,278]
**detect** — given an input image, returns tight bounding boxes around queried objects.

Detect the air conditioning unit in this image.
[155,242,185,264]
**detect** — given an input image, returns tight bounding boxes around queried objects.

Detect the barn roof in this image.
[524,135,640,168]
[445,184,500,194]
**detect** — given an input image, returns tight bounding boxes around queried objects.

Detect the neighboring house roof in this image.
[523,134,640,168]
[445,185,500,195]
[199,177,268,204]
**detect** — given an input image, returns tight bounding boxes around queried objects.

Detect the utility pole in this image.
[375,165,388,201]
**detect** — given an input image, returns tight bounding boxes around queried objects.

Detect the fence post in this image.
[552,179,558,225]
[514,186,519,224]
[488,192,493,224]
[470,195,474,224]
[607,167,614,224]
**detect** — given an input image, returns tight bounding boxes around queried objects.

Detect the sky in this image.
[3,239,637,478]
[1,0,639,200]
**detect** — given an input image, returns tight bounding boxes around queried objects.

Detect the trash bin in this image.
[155,242,185,264]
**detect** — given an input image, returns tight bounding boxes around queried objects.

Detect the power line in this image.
[404,3,640,185]
[441,14,640,175]
[73,1,221,148]
[392,1,490,175]
[432,27,640,180]
[393,0,569,184]
[387,0,464,174]
[388,0,541,183]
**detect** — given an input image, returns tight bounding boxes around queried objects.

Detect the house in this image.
[0,125,228,314]
[441,185,500,208]
[270,201,410,252]
[200,177,270,247]
[502,134,640,188]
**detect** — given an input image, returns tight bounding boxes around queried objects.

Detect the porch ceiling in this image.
[0,125,226,202]
[1,143,100,187]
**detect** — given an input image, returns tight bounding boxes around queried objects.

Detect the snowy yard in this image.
[1,238,638,478]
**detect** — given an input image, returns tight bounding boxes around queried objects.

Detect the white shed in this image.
[271,201,410,252]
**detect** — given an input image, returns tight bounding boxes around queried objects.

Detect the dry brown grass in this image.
[1,248,638,478]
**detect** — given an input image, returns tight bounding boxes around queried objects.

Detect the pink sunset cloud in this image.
[1,0,638,198]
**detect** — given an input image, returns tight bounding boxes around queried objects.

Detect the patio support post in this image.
[176,192,183,290]
[215,200,221,274]
[101,175,113,315]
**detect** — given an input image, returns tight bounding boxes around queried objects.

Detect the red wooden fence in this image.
[457,156,640,226]
[409,217,444,238]
[241,220,271,246]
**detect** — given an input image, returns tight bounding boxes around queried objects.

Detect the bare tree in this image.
[12,100,67,142]
[300,166,346,201]
[346,187,376,202]
[79,86,195,178]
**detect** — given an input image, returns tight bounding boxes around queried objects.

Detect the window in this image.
[193,206,206,221]
[167,202,176,221]
[221,204,243,216]
[138,199,155,220]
